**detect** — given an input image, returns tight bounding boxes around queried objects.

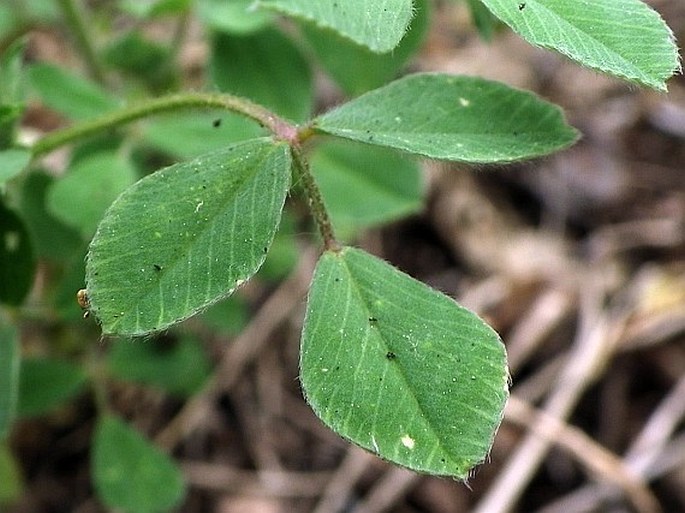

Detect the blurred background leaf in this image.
[47,151,137,238]
[210,27,313,122]
[143,110,264,159]
[0,324,19,438]
[28,63,119,120]
[0,201,35,306]
[17,358,87,418]
[301,0,430,96]
[198,0,273,34]
[310,139,423,239]
[107,336,211,397]
[257,0,414,53]
[93,415,186,513]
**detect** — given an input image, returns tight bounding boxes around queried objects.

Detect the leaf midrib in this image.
[104,142,287,332]
[337,249,466,471]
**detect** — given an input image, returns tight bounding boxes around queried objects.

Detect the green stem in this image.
[291,146,340,251]
[31,89,336,251]
[55,0,106,84]
[32,92,294,157]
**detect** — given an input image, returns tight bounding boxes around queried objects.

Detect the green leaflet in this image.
[17,358,88,417]
[310,139,423,237]
[210,27,313,122]
[0,202,35,306]
[143,111,264,159]
[29,63,119,120]
[19,172,82,261]
[0,325,19,439]
[0,149,30,184]
[301,247,509,478]
[257,0,413,53]
[301,0,430,95]
[107,336,211,397]
[198,0,273,34]
[48,151,137,238]
[119,0,190,18]
[481,0,680,91]
[93,415,185,513]
[314,73,579,163]
[86,138,291,335]
[0,442,23,503]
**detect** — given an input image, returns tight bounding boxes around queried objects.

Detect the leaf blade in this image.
[86,138,291,335]
[301,0,430,95]
[481,0,680,91]
[310,139,423,237]
[17,358,88,418]
[93,415,186,513]
[314,73,579,163]
[301,247,509,478]
[28,63,119,120]
[107,336,211,397]
[257,0,413,53]
[143,111,264,159]
[47,151,137,238]
[0,149,30,184]
[198,0,273,34]
[0,202,35,306]
[0,324,19,439]
[210,28,312,122]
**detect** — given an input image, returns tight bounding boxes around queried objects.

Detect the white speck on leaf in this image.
[459,97,470,107]
[401,434,415,449]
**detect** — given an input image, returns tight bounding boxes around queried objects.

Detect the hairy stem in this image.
[291,146,340,251]
[32,92,293,157]
[55,0,106,84]
[31,89,338,252]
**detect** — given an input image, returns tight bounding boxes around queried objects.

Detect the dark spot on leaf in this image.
[368,316,378,324]
[386,351,396,360]
[153,264,162,271]
[518,3,526,9]
[213,118,221,127]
